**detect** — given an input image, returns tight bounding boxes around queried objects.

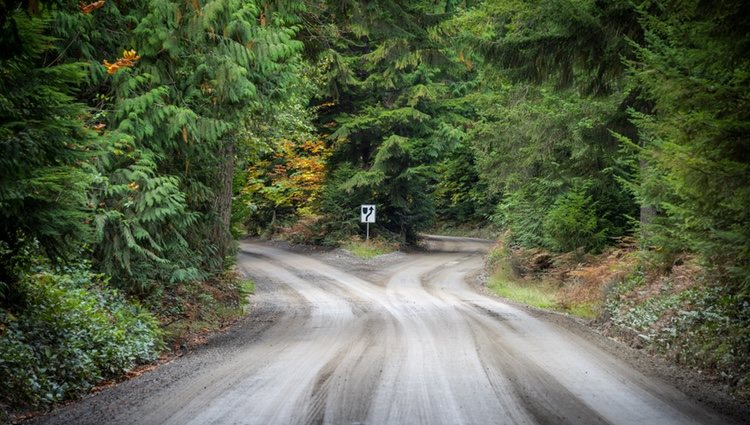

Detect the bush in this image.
[0,264,162,407]
[543,186,605,253]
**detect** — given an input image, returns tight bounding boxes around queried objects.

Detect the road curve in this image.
[33,237,733,425]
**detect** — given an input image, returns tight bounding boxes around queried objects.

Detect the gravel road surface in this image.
[32,236,738,425]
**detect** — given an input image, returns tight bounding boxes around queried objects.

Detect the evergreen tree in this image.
[628,0,750,293]
[434,138,496,226]
[469,83,634,251]
[440,0,640,251]
[439,0,642,94]
[308,0,475,243]
[0,7,96,297]
[88,0,304,294]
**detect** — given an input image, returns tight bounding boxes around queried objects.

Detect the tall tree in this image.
[628,0,750,293]
[85,0,304,295]
[439,0,641,252]
[0,7,96,298]
[307,0,475,243]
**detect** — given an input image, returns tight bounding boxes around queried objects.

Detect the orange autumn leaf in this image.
[272,164,287,176]
[103,49,141,75]
[79,0,105,14]
[457,50,473,71]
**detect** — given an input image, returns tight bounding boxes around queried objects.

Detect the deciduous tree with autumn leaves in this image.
[235,138,330,235]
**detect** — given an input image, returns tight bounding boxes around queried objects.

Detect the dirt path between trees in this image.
[31,236,744,424]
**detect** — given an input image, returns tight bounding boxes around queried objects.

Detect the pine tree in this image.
[629,0,750,293]
[0,8,96,297]
[308,0,475,243]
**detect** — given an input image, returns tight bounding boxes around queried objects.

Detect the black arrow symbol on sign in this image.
[364,206,374,221]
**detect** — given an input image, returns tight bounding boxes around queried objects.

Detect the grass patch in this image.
[240,279,255,295]
[343,237,397,259]
[488,276,558,310]
[566,303,598,320]
[488,274,601,319]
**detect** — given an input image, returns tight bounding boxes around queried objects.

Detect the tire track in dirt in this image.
[31,238,736,425]
[418,253,729,425]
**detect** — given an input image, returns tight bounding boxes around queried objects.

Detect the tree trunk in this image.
[211,138,235,270]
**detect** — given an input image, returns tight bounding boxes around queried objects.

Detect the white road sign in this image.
[361,204,376,223]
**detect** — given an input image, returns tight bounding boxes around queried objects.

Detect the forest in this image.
[1,0,748,414]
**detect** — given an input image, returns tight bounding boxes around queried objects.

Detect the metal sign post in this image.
[360,204,376,242]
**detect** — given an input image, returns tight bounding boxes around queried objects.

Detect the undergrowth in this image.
[487,238,750,399]
[605,264,750,398]
[0,263,162,409]
[158,270,250,351]
[484,239,630,319]
[0,258,252,420]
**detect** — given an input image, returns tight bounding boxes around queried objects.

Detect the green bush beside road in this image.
[0,264,161,408]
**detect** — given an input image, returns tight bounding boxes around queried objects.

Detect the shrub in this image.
[543,186,605,253]
[0,264,162,407]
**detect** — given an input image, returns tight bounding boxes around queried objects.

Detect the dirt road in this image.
[33,237,737,424]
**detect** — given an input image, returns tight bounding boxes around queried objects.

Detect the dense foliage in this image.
[298,0,479,243]
[0,8,96,295]
[627,0,750,293]
[0,260,160,407]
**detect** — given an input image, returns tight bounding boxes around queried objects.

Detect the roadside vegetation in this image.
[1,0,748,418]
[343,238,399,260]
[488,278,558,312]
[485,238,750,398]
[158,272,250,351]
[605,265,750,398]
[0,260,161,408]
[485,238,637,320]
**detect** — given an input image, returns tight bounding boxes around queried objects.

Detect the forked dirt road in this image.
[33,236,739,424]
